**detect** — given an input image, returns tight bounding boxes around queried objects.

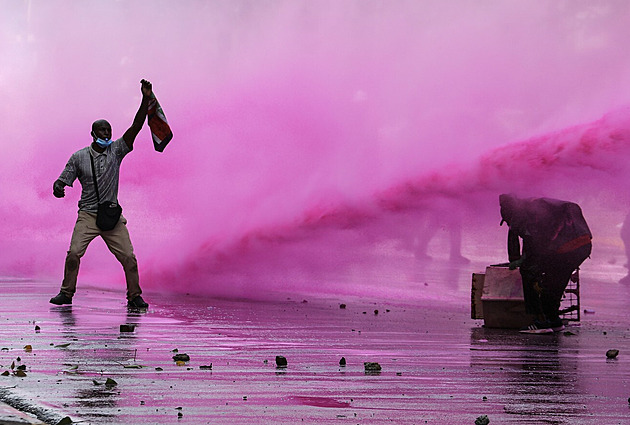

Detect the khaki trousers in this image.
[60,211,142,300]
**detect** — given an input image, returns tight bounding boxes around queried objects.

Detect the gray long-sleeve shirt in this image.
[58,138,131,212]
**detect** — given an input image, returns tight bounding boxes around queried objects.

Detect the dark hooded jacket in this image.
[499,194,592,263]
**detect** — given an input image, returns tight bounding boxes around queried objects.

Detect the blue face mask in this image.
[95,137,113,148]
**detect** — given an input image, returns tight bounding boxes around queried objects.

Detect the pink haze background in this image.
[2,1,630,301]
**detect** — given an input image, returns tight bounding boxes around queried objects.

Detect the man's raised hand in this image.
[141,79,153,97]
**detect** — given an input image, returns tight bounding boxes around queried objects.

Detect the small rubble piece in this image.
[199,364,213,370]
[475,414,490,425]
[173,353,190,362]
[275,356,288,368]
[584,309,595,314]
[374,310,379,315]
[339,357,346,367]
[364,362,382,373]
[606,349,619,359]
[56,417,73,425]
[24,345,32,352]
[120,324,136,332]
[35,325,41,332]
[340,304,347,309]
[105,378,118,387]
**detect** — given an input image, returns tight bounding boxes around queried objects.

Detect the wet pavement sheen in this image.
[0,275,629,425]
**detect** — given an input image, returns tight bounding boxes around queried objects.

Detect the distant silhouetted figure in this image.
[414,196,469,263]
[50,80,154,309]
[499,194,592,334]
[620,211,630,283]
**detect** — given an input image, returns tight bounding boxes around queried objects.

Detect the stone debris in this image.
[339,304,346,309]
[475,414,490,425]
[56,417,73,425]
[606,349,619,359]
[339,357,346,367]
[275,356,288,368]
[105,378,118,387]
[199,364,213,370]
[120,324,136,332]
[364,362,381,372]
[172,353,190,362]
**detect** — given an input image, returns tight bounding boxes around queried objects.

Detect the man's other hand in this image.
[141,79,153,97]
[53,180,66,198]
[508,258,524,270]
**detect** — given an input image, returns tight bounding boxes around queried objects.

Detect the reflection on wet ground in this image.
[0,268,628,424]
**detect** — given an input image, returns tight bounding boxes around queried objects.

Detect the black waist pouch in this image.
[96,202,122,231]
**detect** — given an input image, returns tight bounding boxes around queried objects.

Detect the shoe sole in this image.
[519,328,553,334]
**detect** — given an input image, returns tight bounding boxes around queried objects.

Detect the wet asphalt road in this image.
[0,270,629,425]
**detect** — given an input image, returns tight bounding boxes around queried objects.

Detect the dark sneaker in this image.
[127,296,149,309]
[519,321,553,334]
[547,318,565,332]
[50,292,73,305]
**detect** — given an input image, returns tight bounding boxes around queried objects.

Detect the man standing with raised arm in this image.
[50,79,153,309]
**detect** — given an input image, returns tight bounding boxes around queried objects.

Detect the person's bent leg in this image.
[520,264,544,318]
[59,211,100,298]
[540,244,591,325]
[540,265,573,325]
[101,215,142,301]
